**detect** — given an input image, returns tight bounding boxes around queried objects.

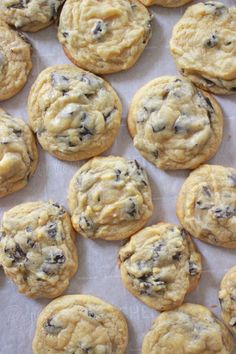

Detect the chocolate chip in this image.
[153,150,159,159]
[213,206,236,219]
[203,186,211,197]
[172,252,181,261]
[125,198,138,218]
[45,249,65,264]
[204,34,218,48]
[5,243,26,263]
[12,129,22,137]
[87,310,96,318]
[79,216,94,231]
[114,169,121,181]
[189,261,198,276]
[91,20,107,39]
[103,107,117,123]
[152,124,166,133]
[7,0,26,9]
[44,318,63,335]
[47,223,57,239]
[62,32,69,38]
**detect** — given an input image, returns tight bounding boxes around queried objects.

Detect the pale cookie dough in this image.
[28,65,122,161]
[32,294,128,354]
[170,2,236,94]
[139,0,192,8]
[128,76,223,170]
[177,165,236,248]
[0,20,32,101]
[0,201,78,298]
[68,156,153,240]
[58,0,152,74]
[119,223,201,311]
[0,0,65,32]
[219,266,236,334]
[0,108,38,198]
[142,303,234,354]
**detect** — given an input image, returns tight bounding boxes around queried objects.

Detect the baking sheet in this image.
[1,1,236,352]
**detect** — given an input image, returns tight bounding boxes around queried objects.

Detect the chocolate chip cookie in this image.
[177,164,236,248]
[170,2,236,94]
[128,76,223,169]
[28,65,122,161]
[58,0,152,74]
[0,108,38,198]
[142,303,234,354]
[0,0,65,32]
[0,201,78,298]
[119,222,202,311]
[32,294,128,354]
[0,20,32,101]
[68,156,153,240]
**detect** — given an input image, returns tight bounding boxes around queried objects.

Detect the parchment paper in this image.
[1,1,236,352]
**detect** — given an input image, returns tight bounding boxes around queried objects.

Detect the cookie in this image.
[139,0,191,8]
[0,201,78,298]
[0,20,32,101]
[32,294,128,354]
[177,164,236,248]
[170,2,236,94]
[119,223,201,311]
[0,0,64,32]
[142,303,234,354]
[128,76,223,170]
[68,156,153,240]
[219,266,236,334]
[0,108,38,198]
[28,65,122,161]
[58,0,152,74]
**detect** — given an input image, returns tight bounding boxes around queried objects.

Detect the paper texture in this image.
[1,1,236,352]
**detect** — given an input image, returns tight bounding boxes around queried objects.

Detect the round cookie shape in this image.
[0,108,38,198]
[177,164,236,248]
[139,0,192,8]
[128,76,223,170]
[119,223,201,311]
[170,2,236,94]
[58,0,152,74]
[0,201,78,298]
[28,65,122,161]
[32,294,128,354]
[0,20,32,101]
[68,156,153,240]
[0,0,65,32]
[142,303,234,354]
[219,266,236,333]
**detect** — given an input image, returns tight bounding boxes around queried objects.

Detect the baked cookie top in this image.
[68,156,153,240]
[0,201,78,298]
[139,0,191,8]
[170,2,236,94]
[28,65,122,161]
[142,303,234,354]
[32,294,128,354]
[219,266,236,334]
[177,164,236,248]
[0,0,64,32]
[128,76,223,170]
[0,108,38,198]
[0,20,32,101]
[119,223,201,311]
[58,0,152,74]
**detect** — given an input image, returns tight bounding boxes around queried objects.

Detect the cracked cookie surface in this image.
[119,223,201,311]
[68,156,153,240]
[128,76,223,170]
[0,108,38,198]
[32,294,128,354]
[0,20,32,101]
[142,303,234,354]
[58,0,152,74]
[139,0,192,8]
[0,201,78,298]
[170,2,236,94]
[0,0,65,32]
[177,164,236,248]
[28,65,122,161]
[219,266,236,334]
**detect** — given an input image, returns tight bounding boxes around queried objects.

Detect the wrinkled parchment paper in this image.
[1,1,236,352]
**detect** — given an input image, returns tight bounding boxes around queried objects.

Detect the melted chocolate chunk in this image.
[44,318,63,335]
